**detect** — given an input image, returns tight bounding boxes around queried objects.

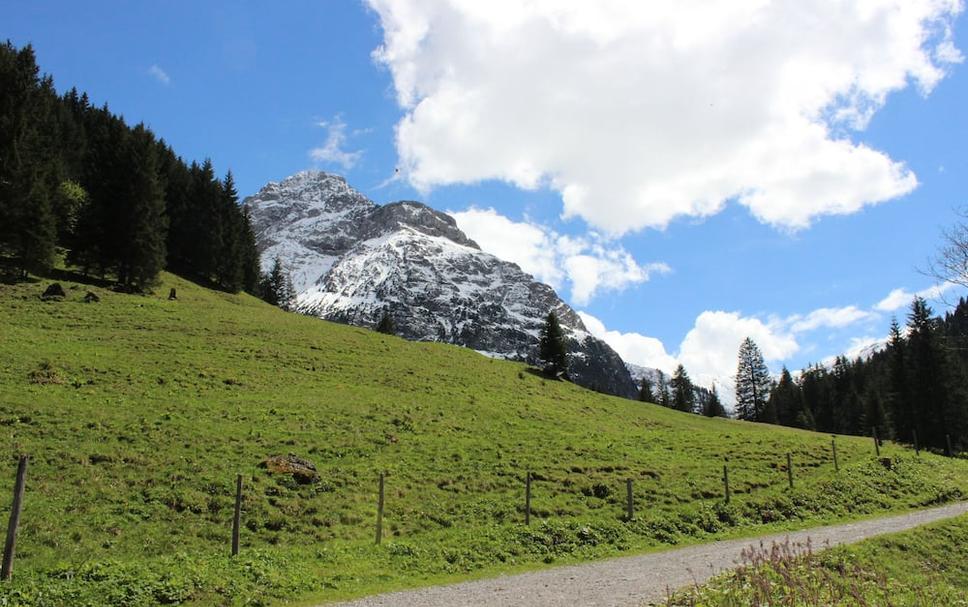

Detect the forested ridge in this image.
[745,296,968,455]
[0,41,260,292]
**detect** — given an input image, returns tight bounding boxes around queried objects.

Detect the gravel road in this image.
[323,502,968,607]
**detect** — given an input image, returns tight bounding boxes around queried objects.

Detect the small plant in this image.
[28,360,63,385]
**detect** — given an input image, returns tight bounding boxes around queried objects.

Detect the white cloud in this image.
[787,305,875,333]
[678,311,799,398]
[580,308,798,404]
[874,282,956,312]
[578,311,679,375]
[147,64,170,85]
[451,206,669,304]
[368,0,961,233]
[309,116,364,170]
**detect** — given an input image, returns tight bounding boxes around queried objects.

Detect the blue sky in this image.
[6,1,968,393]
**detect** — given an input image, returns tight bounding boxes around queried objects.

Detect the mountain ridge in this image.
[244,171,638,398]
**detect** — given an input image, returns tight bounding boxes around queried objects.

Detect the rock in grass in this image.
[41,283,66,300]
[260,454,319,484]
[84,291,100,303]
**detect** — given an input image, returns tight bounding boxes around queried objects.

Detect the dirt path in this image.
[323,502,968,607]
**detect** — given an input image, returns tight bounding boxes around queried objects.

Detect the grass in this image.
[665,513,968,606]
[0,272,966,606]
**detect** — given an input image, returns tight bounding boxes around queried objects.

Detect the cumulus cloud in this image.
[578,311,679,375]
[367,0,961,233]
[147,64,170,85]
[875,283,957,312]
[451,206,669,304]
[309,116,363,170]
[581,302,881,404]
[787,306,875,333]
[678,311,799,396]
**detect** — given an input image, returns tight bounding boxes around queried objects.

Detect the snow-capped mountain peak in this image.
[244,171,637,399]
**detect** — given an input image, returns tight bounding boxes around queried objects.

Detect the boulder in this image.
[41,283,66,300]
[259,454,318,484]
[84,291,100,303]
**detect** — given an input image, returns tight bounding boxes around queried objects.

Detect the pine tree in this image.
[539,311,569,379]
[702,385,727,417]
[215,171,244,292]
[655,371,672,408]
[735,337,772,421]
[769,367,804,427]
[113,125,167,291]
[260,256,289,308]
[906,297,965,451]
[376,311,395,335]
[0,43,58,277]
[670,364,696,413]
[638,376,655,403]
[239,207,261,295]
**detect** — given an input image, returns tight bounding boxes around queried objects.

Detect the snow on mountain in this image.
[244,171,637,399]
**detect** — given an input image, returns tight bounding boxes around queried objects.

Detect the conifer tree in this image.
[539,311,569,379]
[376,311,395,335]
[670,364,696,413]
[113,125,167,291]
[0,43,57,277]
[260,256,289,308]
[215,171,244,292]
[638,376,655,403]
[769,367,804,427]
[702,384,728,417]
[735,337,772,421]
[651,370,672,408]
[239,207,262,295]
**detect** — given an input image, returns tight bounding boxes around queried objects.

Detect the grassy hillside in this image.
[666,513,968,606]
[0,273,966,606]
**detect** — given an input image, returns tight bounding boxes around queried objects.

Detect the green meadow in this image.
[1,273,966,606]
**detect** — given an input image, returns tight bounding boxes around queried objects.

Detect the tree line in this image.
[734,297,968,454]
[638,365,727,418]
[0,41,262,293]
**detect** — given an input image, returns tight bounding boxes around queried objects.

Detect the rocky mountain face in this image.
[244,171,638,399]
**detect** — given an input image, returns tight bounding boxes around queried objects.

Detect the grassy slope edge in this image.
[1,273,966,606]
[666,513,968,606]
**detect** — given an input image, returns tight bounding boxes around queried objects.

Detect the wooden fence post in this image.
[2,456,28,581]
[873,427,880,457]
[375,472,385,545]
[832,437,839,472]
[786,453,794,489]
[625,478,634,521]
[525,471,532,526]
[947,434,955,458]
[722,462,730,504]
[231,474,242,557]
[913,429,920,456]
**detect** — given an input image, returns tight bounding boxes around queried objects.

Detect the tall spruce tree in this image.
[539,311,569,379]
[638,376,655,403]
[906,297,965,451]
[260,256,292,308]
[735,337,772,421]
[702,384,728,417]
[239,207,262,295]
[0,43,57,277]
[376,311,395,335]
[215,171,244,292]
[769,367,805,427]
[670,364,696,413]
[113,125,167,291]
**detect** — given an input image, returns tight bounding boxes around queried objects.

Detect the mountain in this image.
[244,171,637,398]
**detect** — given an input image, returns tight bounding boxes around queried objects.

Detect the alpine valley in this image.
[243,171,638,398]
